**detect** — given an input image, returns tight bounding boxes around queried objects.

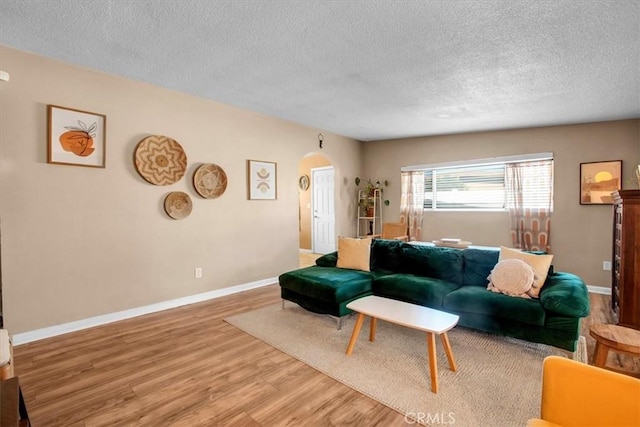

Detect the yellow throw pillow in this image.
[337,236,372,272]
[499,246,553,298]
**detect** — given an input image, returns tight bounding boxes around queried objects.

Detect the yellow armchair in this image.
[527,356,640,427]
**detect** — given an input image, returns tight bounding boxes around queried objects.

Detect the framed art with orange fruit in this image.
[47,105,106,168]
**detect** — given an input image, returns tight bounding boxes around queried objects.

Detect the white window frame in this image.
[402,153,554,212]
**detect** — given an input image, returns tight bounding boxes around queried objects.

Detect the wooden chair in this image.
[1,329,30,425]
[381,222,409,242]
[0,330,13,380]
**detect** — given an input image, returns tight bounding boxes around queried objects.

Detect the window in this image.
[418,155,553,211]
[424,164,505,209]
[505,160,554,211]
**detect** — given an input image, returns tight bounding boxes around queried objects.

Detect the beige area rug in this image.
[225,303,566,426]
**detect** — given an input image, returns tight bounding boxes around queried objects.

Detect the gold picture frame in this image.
[47,105,106,168]
[579,160,622,205]
[247,160,277,200]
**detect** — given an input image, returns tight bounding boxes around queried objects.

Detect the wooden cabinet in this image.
[612,190,640,330]
[1,377,30,426]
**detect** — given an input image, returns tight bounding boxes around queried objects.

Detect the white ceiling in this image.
[1,0,639,141]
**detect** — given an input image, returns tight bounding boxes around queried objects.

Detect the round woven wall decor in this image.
[193,163,228,199]
[134,135,187,185]
[164,192,192,220]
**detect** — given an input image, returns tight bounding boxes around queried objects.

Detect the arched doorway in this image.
[298,153,335,256]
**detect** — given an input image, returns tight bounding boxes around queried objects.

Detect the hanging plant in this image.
[355,177,390,205]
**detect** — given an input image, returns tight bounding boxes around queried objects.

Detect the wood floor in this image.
[298,251,321,268]
[13,275,639,426]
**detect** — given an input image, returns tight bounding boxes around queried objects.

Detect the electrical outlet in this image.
[195,267,203,278]
[602,261,612,271]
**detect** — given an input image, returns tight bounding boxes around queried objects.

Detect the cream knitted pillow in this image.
[487,258,535,299]
[499,246,553,298]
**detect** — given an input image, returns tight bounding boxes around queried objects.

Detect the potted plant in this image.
[355,177,390,216]
[359,195,376,217]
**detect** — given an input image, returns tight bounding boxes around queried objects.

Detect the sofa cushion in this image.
[540,272,591,318]
[279,266,372,303]
[315,251,337,267]
[370,238,404,272]
[337,236,372,271]
[463,248,499,286]
[444,286,546,326]
[372,273,460,309]
[400,244,464,285]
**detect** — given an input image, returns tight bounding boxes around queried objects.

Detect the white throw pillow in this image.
[499,246,553,298]
[487,258,535,299]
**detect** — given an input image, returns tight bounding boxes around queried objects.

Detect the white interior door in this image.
[312,167,335,254]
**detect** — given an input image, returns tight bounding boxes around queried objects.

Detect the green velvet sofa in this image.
[279,239,590,351]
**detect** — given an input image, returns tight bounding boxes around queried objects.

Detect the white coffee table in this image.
[345,295,459,393]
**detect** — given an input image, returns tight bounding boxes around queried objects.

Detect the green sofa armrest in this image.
[315,251,338,267]
[539,272,590,318]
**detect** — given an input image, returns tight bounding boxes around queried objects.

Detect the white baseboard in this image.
[299,248,313,253]
[587,285,611,295]
[12,277,277,346]
[12,278,610,345]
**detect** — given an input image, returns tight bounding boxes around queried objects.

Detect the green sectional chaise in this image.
[279,239,590,351]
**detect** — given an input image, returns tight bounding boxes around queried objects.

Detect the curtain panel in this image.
[505,161,553,252]
[399,171,425,241]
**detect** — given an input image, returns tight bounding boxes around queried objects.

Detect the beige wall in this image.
[298,154,332,250]
[363,120,640,287]
[2,45,636,335]
[0,46,362,334]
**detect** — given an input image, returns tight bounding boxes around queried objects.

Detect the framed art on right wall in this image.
[580,160,622,205]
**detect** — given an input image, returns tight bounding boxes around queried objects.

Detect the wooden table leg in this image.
[346,313,365,355]
[426,332,438,393]
[593,340,609,367]
[440,333,457,372]
[369,317,377,342]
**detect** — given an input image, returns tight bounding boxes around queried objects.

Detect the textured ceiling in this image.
[1,0,639,141]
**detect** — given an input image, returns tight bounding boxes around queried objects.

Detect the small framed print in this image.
[47,105,106,168]
[247,160,277,200]
[579,160,622,205]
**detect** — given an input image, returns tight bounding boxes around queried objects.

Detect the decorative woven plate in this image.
[299,174,310,191]
[164,192,192,220]
[193,163,228,199]
[134,135,187,185]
